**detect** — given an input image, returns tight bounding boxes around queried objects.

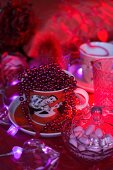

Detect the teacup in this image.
[79,42,113,83]
[27,71,89,129]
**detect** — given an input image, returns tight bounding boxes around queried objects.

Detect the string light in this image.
[0,146,23,159]
[77,67,83,78]
[10,95,19,101]
[12,146,23,159]
[10,80,19,86]
[7,125,19,136]
[0,138,60,170]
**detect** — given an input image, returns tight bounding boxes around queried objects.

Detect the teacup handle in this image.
[74,88,89,110]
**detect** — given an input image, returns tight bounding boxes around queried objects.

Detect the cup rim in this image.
[79,41,113,57]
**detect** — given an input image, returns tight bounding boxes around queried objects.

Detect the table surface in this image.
[0,88,113,170]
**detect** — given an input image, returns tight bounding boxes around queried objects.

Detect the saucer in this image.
[8,97,61,137]
[68,64,94,93]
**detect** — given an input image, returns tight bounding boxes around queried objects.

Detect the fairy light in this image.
[77,67,83,76]
[12,146,23,159]
[7,125,19,136]
[10,95,18,101]
[11,80,19,86]
[0,138,60,170]
[0,146,23,159]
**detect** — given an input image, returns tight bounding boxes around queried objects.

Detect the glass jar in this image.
[62,106,113,162]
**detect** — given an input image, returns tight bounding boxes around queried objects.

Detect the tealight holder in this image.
[14,139,60,170]
[62,106,113,162]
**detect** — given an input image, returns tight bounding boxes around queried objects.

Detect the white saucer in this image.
[8,97,61,138]
[68,64,94,93]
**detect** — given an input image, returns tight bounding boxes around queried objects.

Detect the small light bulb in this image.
[12,146,23,159]
[10,95,18,101]
[11,80,19,86]
[7,125,19,136]
[77,67,83,76]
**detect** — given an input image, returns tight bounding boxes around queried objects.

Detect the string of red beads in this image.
[18,63,77,134]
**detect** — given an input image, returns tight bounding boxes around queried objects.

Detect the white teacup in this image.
[79,42,113,83]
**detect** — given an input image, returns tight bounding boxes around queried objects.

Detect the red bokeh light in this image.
[97,29,108,42]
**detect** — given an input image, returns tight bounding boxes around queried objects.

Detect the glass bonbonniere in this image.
[62,106,113,162]
[15,138,60,170]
